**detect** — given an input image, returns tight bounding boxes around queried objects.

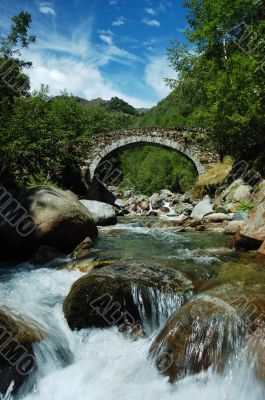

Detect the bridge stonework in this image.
[83,128,220,182]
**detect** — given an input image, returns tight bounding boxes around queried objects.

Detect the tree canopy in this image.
[166,0,265,172]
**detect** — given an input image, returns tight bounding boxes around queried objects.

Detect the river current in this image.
[0,217,264,400]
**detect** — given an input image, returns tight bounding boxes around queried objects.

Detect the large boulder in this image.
[191,196,213,221]
[80,199,117,226]
[63,262,194,332]
[150,283,265,382]
[0,307,44,395]
[236,183,265,249]
[232,184,252,202]
[0,186,98,258]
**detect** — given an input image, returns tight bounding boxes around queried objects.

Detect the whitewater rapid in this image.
[0,220,264,400]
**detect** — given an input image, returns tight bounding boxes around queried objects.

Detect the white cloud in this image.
[142,18,160,27]
[39,5,56,16]
[112,16,125,26]
[110,0,117,4]
[24,51,152,108]
[144,56,177,97]
[99,34,113,45]
[32,26,139,66]
[145,7,156,15]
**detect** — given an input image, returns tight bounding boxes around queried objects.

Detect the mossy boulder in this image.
[150,274,265,383]
[0,307,45,395]
[63,262,194,331]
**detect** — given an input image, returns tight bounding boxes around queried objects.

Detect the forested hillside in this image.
[134,89,194,128]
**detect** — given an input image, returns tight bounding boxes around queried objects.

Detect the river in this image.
[0,217,264,399]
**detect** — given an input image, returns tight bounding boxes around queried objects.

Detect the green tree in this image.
[106,146,197,196]
[167,0,265,172]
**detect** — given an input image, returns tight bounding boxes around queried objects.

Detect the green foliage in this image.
[0,11,36,58]
[75,96,141,126]
[0,85,125,188]
[167,0,265,169]
[0,12,36,127]
[236,201,255,212]
[26,173,60,189]
[0,14,128,191]
[110,145,197,196]
[106,97,139,116]
[134,89,195,128]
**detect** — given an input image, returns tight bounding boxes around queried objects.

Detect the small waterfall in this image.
[161,200,175,215]
[131,284,192,335]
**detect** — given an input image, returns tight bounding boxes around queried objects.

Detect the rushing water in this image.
[0,217,264,400]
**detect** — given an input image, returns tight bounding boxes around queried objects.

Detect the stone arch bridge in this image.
[83,128,219,186]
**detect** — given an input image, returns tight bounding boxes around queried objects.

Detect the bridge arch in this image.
[83,128,220,183]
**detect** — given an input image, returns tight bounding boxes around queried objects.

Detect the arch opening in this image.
[93,142,198,196]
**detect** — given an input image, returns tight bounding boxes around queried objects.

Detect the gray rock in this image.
[0,186,98,258]
[160,189,173,198]
[224,220,246,235]
[80,200,117,226]
[150,193,162,209]
[204,213,231,223]
[180,191,193,204]
[114,199,124,208]
[174,203,194,215]
[191,196,213,221]
[233,211,249,221]
[233,185,252,202]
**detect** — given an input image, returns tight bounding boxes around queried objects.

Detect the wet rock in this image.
[71,237,93,259]
[150,277,265,383]
[29,245,64,265]
[0,186,98,259]
[66,257,116,273]
[80,200,117,226]
[63,262,194,331]
[118,322,146,339]
[191,196,213,221]
[149,288,246,382]
[247,328,265,382]
[159,207,170,213]
[0,307,45,395]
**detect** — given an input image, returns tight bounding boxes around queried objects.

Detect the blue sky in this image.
[0,0,189,108]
